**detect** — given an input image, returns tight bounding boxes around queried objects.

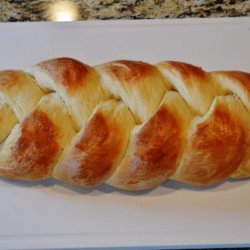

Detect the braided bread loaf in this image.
[0,58,249,191]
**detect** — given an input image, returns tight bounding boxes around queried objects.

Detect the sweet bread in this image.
[0,58,249,190]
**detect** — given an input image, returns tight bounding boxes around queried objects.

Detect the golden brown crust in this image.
[74,114,119,185]
[33,58,109,130]
[96,60,168,122]
[53,100,135,188]
[0,58,249,191]
[157,61,216,115]
[160,61,206,83]
[37,57,90,91]
[107,60,158,84]
[54,113,122,187]
[172,99,247,186]
[211,71,250,111]
[0,70,21,90]
[0,110,59,180]
[109,107,182,190]
[214,71,250,93]
[0,70,43,120]
[107,92,193,190]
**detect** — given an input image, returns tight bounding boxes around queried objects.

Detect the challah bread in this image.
[0,57,249,191]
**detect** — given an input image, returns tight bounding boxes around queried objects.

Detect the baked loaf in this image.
[0,58,249,191]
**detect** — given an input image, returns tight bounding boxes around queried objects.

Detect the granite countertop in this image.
[0,0,250,22]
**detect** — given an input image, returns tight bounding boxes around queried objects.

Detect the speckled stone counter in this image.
[0,0,249,22]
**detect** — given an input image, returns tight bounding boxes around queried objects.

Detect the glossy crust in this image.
[0,57,249,191]
[33,57,109,130]
[95,60,169,122]
[53,100,135,187]
[0,93,75,180]
[172,96,248,185]
[157,61,216,115]
[107,92,192,190]
[211,71,250,111]
[0,70,43,119]
[36,57,90,90]
[0,110,59,179]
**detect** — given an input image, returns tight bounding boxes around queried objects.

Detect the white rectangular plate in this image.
[0,17,250,250]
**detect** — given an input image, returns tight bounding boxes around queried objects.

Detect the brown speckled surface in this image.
[0,0,249,22]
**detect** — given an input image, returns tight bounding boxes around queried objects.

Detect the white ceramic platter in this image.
[0,17,249,250]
